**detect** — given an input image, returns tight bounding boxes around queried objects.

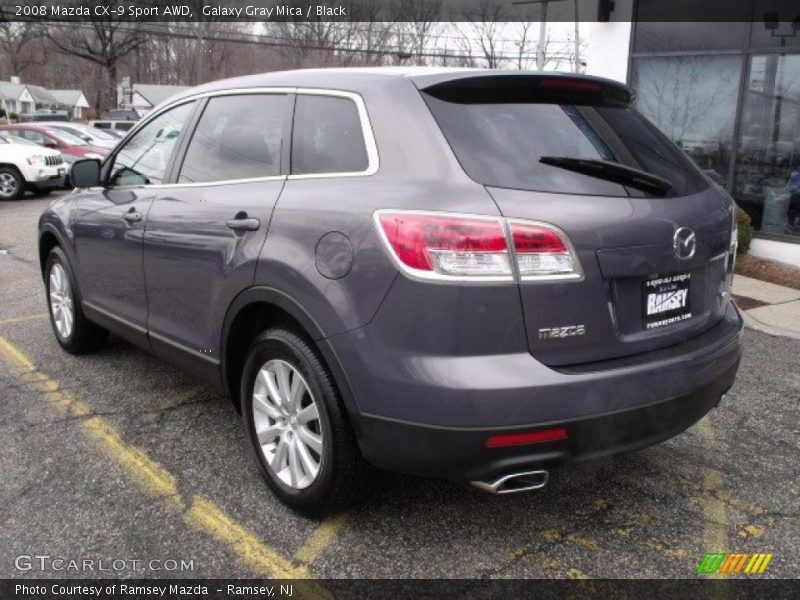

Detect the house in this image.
[118,83,189,113]
[49,90,90,120]
[0,78,90,120]
[0,78,35,116]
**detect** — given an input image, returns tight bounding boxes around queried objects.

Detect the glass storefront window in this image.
[733,54,800,237]
[631,55,743,186]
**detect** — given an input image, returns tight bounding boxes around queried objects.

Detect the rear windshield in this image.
[422,93,708,197]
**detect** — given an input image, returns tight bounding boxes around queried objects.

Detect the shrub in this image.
[736,206,753,255]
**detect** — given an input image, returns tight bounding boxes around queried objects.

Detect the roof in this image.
[132,83,190,107]
[26,84,61,105]
[164,67,632,110]
[49,90,89,108]
[0,80,26,101]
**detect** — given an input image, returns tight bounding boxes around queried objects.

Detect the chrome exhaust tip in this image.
[471,470,549,495]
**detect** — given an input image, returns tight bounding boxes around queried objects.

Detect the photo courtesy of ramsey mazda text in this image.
[39,68,743,515]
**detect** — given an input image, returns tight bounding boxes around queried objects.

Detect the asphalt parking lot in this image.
[1,191,798,581]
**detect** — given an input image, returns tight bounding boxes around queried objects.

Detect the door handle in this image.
[122,210,142,224]
[225,217,260,232]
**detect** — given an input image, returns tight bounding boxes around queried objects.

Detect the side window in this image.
[178,94,290,183]
[108,101,195,186]
[22,130,45,145]
[291,95,369,175]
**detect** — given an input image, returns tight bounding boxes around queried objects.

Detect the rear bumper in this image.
[332,303,743,482]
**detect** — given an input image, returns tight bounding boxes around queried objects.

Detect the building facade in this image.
[587,0,800,265]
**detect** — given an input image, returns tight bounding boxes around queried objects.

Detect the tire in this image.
[0,166,24,200]
[241,328,368,516]
[44,246,108,354]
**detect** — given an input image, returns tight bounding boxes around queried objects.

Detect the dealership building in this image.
[586,0,800,265]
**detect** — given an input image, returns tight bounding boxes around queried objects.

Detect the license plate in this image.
[642,273,692,329]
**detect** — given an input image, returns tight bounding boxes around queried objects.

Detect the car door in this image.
[142,92,292,375]
[71,100,197,347]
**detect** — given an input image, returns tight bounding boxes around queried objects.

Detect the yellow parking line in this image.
[0,313,48,326]
[294,513,348,565]
[696,417,729,582]
[186,496,307,578]
[0,335,327,590]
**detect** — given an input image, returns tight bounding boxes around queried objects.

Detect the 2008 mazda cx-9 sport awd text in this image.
[38,68,743,514]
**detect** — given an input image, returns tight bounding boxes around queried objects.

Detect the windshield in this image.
[82,127,116,140]
[423,94,708,197]
[47,129,88,146]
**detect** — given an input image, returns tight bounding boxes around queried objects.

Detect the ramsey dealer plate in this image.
[642,273,692,330]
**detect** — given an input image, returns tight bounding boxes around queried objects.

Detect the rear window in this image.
[423,92,708,197]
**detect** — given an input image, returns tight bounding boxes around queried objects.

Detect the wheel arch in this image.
[38,226,65,278]
[220,287,362,434]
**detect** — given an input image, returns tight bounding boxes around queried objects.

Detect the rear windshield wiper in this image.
[539,156,672,196]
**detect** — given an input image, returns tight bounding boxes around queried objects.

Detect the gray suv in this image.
[38,68,743,514]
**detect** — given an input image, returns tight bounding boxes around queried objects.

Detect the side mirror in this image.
[44,140,58,149]
[71,159,101,188]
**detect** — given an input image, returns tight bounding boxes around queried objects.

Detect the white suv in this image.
[0,134,66,200]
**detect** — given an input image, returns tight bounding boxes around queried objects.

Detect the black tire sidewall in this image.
[241,330,338,511]
[0,166,24,200]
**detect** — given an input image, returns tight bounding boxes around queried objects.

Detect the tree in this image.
[0,21,42,79]
[42,3,144,112]
[454,0,509,68]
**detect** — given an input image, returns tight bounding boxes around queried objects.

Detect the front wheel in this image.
[241,328,368,516]
[0,166,24,200]
[45,247,108,354]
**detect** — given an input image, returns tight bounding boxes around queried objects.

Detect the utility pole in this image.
[512,0,550,70]
[574,0,580,72]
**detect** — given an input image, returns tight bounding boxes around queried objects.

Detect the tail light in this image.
[509,220,583,280]
[375,210,582,283]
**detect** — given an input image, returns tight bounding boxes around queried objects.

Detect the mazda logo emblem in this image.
[673,227,696,260]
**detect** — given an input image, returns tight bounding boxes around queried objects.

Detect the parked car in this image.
[0,124,107,164]
[35,122,119,150]
[0,133,66,199]
[38,69,743,515]
[88,119,136,135]
[18,111,70,123]
[100,108,140,121]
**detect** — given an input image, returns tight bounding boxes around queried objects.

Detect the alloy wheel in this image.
[0,172,18,198]
[252,359,323,489]
[49,263,74,339]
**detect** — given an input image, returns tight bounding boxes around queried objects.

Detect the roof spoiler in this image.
[415,73,633,108]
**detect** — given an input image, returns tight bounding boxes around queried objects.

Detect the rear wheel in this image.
[45,247,108,354]
[0,166,24,200]
[241,328,367,516]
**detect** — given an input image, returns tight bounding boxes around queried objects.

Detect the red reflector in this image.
[511,222,568,254]
[377,212,507,271]
[485,428,568,448]
[540,78,603,93]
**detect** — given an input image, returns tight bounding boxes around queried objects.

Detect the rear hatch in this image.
[420,74,735,366]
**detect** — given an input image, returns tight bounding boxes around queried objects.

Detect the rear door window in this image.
[423,91,708,197]
[290,95,369,175]
[178,94,291,183]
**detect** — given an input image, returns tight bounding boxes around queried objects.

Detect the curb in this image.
[740,309,800,342]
